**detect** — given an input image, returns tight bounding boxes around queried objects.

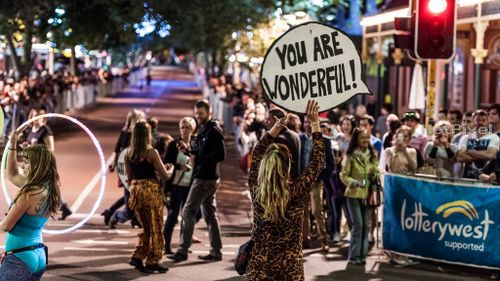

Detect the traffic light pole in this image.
[426,60,436,129]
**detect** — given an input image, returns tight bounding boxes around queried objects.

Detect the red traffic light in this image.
[415,0,457,59]
[428,0,447,14]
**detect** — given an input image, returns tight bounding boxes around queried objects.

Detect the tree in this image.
[0,0,56,75]
[52,0,146,74]
[0,0,146,75]
[150,0,275,76]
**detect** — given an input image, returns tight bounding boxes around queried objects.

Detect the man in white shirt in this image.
[457,110,499,179]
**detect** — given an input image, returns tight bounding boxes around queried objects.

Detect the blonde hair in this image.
[128,120,152,162]
[179,117,196,131]
[125,109,146,132]
[256,144,291,221]
[13,145,61,217]
[433,120,453,142]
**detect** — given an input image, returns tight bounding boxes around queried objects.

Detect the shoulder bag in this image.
[234,219,263,275]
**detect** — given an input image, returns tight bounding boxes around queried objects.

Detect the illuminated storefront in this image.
[361,0,500,115]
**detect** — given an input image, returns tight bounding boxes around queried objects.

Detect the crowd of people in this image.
[1,67,499,279]
[0,69,121,143]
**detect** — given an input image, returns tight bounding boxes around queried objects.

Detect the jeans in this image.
[178,179,222,256]
[0,255,44,281]
[333,197,353,234]
[115,188,133,222]
[346,198,372,261]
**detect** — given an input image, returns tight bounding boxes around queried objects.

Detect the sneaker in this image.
[333,232,341,243]
[320,242,329,253]
[198,253,222,261]
[142,263,168,274]
[348,259,363,265]
[129,258,144,270]
[131,217,142,228]
[491,272,499,280]
[167,252,188,263]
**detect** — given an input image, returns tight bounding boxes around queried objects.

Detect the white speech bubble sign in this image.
[260,22,371,114]
[117,148,129,190]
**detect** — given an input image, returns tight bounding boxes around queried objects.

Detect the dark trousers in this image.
[164,185,190,249]
[333,197,353,234]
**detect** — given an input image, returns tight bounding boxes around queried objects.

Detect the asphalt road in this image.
[0,66,495,280]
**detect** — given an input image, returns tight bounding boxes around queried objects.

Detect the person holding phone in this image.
[385,126,418,175]
[162,117,197,255]
[424,121,457,178]
[340,128,379,266]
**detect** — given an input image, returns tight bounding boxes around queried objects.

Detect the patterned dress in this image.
[246,132,325,281]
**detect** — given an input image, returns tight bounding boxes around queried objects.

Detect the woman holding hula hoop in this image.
[0,127,62,281]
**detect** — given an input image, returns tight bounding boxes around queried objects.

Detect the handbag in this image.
[234,219,262,275]
[365,174,383,207]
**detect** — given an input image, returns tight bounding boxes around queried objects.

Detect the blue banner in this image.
[383,173,500,269]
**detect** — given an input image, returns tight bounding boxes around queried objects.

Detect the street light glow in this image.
[55,8,65,15]
[428,0,448,14]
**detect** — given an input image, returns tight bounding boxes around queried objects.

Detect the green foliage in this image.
[0,0,146,74]
[149,0,275,68]
[0,0,57,74]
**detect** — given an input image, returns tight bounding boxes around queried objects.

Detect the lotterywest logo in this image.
[400,199,495,241]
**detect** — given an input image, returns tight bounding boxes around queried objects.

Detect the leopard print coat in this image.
[246,132,325,281]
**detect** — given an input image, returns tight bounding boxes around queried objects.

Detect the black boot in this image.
[142,263,168,274]
[101,209,111,226]
[131,216,142,228]
[129,258,144,271]
[59,203,72,220]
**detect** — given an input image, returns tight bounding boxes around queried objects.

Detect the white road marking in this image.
[73,239,129,245]
[70,154,114,213]
[73,229,130,234]
[63,247,133,252]
[190,250,236,255]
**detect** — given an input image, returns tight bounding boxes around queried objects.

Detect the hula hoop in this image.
[1,113,106,235]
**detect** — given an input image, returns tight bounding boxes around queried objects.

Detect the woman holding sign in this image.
[340,128,379,265]
[246,100,325,280]
[0,129,61,281]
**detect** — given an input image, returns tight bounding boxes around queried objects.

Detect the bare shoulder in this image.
[147,147,160,160]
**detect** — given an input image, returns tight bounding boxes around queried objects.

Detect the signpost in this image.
[117,148,128,190]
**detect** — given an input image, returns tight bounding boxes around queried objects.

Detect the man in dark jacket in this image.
[168,99,226,262]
